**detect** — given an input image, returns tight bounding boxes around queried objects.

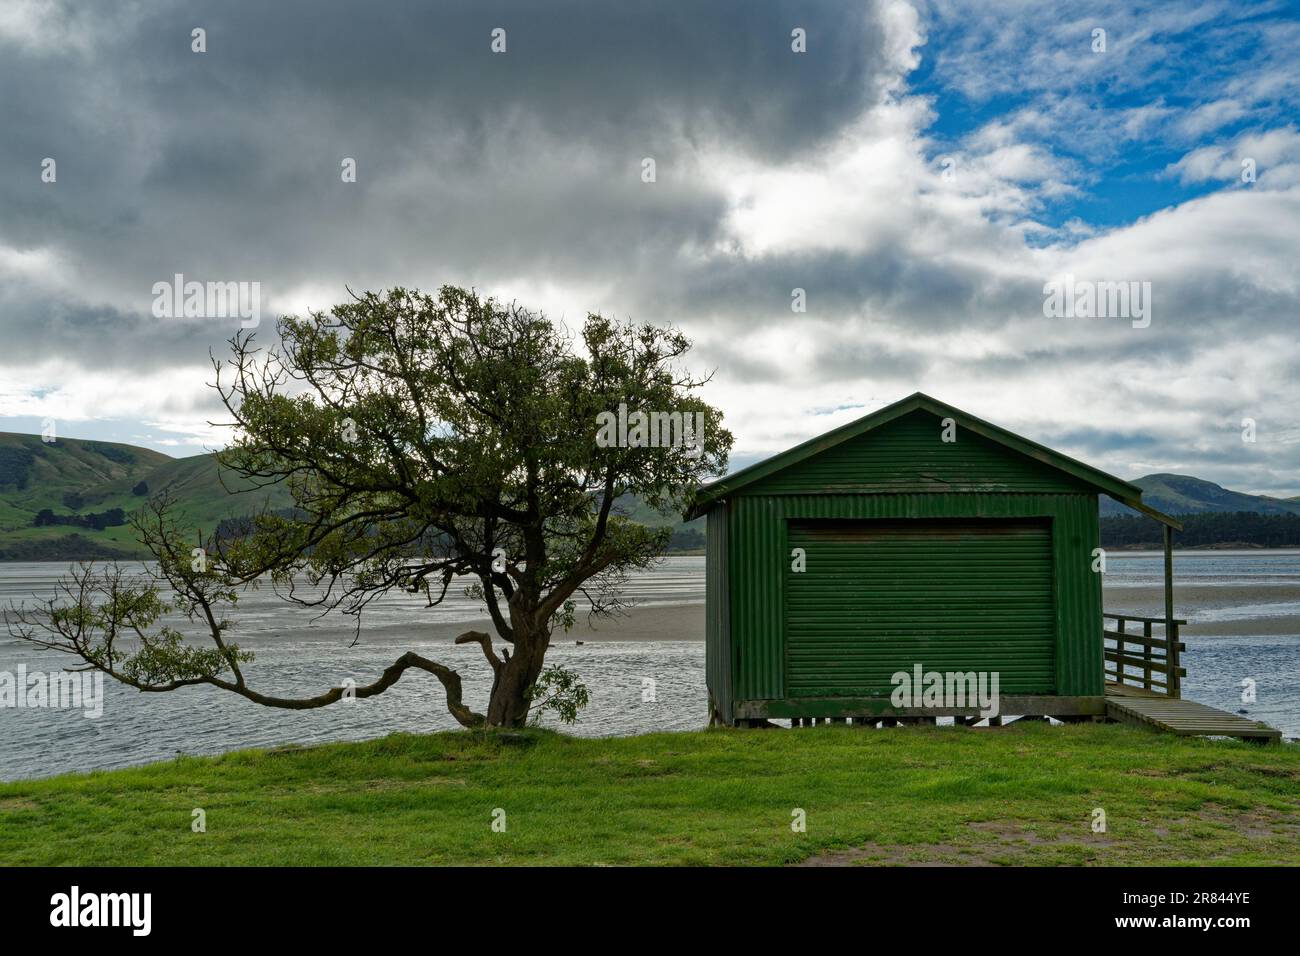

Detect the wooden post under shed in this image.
[1163,523,1179,698]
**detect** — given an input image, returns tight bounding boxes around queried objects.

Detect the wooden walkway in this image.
[1105,683,1281,743]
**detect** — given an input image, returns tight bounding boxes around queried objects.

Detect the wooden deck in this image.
[1105,683,1281,743]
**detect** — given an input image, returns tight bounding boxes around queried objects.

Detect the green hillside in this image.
[609,493,705,551]
[0,435,702,561]
[11,441,1285,561]
[613,493,703,529]
[0,433,291,560]
[1099,473,1300,517]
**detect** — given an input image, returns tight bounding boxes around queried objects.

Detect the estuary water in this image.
[1,551,1297,781]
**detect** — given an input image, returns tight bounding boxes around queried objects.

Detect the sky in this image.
[1,0,1298,495]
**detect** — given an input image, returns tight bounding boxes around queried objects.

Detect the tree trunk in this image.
[484,630,548,727]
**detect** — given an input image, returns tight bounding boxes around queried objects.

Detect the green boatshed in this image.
[685,393,1182,726]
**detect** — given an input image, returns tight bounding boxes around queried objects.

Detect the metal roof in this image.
[685,392,1183,530]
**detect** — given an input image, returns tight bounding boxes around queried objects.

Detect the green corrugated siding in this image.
[785,519,1054,697]
[705,503,732,721]
[742,409,1092,496]
[1054,495,1103,696]
[729,495,785,701]
[725,493,1102,705]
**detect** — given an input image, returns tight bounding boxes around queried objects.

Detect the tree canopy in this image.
[7,286,732,729]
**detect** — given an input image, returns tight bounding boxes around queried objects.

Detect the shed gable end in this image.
[739,409,1093,496]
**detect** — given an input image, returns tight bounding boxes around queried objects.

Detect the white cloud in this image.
[2,0,1298,494]
[1175,98,1249,138]
[0,361,223,446]
[1166,127,1300,185]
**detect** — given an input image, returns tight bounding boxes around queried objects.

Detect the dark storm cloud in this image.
[802,340,930,383]
[0,0,895,370]
[0,297,246,369]
[168,0,885,158]
[700,350,787,386]
[2,0,1298,496]
[638,246,1008,346]
[1043,427,1164,455]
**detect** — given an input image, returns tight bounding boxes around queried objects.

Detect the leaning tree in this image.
[6,286,731,728]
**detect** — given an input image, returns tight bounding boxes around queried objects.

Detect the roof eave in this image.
[1118,496,1184,531]
[683,392,1151,518]
[682,394,930,519]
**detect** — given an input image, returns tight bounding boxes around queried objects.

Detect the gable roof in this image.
[686,392,1182,529]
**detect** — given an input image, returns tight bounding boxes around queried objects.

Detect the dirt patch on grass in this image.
[794,804,1300,867]
[795,821,1114,867]
[1195,803,1300,839]
[250,777,469,798]
[966,820,1113,846]
[1240,766,1300,781]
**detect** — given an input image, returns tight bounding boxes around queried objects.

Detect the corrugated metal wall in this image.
[744,410,1093,496]
[728,494,785,701]
[724,493,1102,705]
[1052,494,1103,695]
[785,519,1055,696]
[704,502,732,722]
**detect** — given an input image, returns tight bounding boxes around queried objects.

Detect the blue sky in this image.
[2,0,1299,494]
[912,1,1300,230]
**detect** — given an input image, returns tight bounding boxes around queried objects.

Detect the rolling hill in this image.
[0,433,291,560]
[0,434,699,561]
[0,434,1290,560]
[1098,473,1300,517]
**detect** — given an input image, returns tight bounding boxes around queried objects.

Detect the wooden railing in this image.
[1103,612,1187,698]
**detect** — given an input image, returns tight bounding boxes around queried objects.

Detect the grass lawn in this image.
[1,723,1297,866]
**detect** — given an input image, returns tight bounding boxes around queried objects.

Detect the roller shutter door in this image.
[785,519,1055,697]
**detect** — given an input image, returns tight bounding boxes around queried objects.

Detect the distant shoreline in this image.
[9,544,1300,563]
[1108,545,1300,555]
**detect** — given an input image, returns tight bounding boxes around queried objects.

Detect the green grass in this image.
[2,723,1298,866]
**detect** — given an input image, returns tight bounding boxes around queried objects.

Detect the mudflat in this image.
[228,579,1300,649]
[1104,582,1300,636]
[247,601,709,648]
